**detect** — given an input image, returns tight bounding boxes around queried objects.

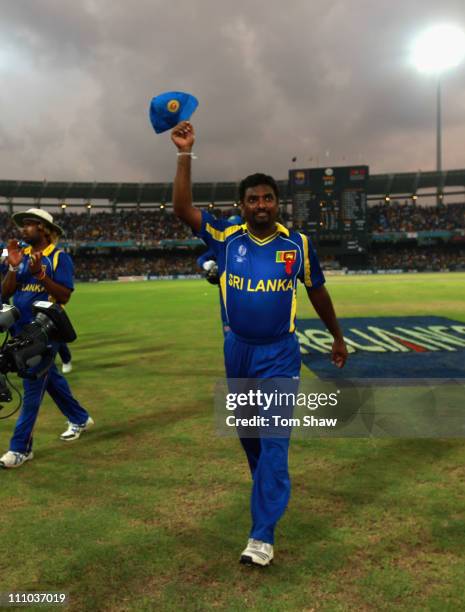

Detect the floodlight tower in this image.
[411,24,465,203]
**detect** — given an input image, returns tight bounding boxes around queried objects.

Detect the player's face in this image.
[241,185,279,230]
[21,220,42,245]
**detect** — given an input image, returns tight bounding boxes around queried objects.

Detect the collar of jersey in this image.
[242,222,289,246]
[23,243,55,257]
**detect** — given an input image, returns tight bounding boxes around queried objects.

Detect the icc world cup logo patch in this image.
[167,99,180,113]
[276,250,297,275]
[235,244,247,263]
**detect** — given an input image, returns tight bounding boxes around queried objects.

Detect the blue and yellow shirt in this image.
[197,211,325,340]
[11,243,74,335]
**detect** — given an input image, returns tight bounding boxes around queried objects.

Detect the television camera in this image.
[0,302,76,417]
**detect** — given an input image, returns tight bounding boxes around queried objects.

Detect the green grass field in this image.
[1,273,465,611]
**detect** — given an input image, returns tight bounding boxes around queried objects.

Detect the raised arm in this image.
[171,121,202,233]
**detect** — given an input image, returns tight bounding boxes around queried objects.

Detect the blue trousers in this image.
[224,332,301,544]
[10,356,89,454]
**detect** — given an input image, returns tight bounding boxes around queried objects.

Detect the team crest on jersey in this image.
[276,250,297,275]
[297,316,465,379]
[235,244,247,263]
[167,99,180,113]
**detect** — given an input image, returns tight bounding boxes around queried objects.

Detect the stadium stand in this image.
[73,252,199,281]
[0,170,464,279]
[0,204,464,279]
[369,202,465,232]
[368,246,465,272]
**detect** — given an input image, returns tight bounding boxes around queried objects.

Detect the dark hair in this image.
[239,173,279,202]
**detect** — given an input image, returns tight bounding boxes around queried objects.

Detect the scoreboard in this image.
[289,165,369,254]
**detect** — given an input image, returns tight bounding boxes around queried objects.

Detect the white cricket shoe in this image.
[0,450,34,469]
[240,539,274,566]
[62,361,73,374]
[60,416,94,441]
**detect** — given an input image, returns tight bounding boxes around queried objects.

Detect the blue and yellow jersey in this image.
[196,211,325,340]
[11,243,74,335]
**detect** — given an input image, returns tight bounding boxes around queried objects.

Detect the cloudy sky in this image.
[1,0,464,184]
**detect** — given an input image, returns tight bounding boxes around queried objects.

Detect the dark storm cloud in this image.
[0,0,464,184]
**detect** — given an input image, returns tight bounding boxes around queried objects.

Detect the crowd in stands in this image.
[73,253,200,280]
[71,246,465,280]
[369,202,465,232]
[0,209,196,242]
[0,203,463,278]
[56,210,195,242]
[368,247,465,272]
[0,212,19,240]
[0,207,292,244]
[0,203,461,243]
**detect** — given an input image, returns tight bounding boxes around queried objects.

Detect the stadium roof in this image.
[1,168,465,207]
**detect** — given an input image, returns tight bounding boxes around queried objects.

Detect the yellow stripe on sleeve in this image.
[299,234,312,287]
[205,224,242,242]
[219,271,227,310]
[289,288,297,332]
[53,250,62,272]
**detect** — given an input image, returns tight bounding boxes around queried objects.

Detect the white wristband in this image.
[9,264,19,272]
[177,152,197,159]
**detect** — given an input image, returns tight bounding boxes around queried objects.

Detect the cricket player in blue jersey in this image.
[171,121,348,566]
[0,209,93,469]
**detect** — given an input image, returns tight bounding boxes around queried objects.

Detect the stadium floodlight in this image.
[411,24,465,74]
[60,202,67,210]
[159,203,165,210]
[411,24,465,201]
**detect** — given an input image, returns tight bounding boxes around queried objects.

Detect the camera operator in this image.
[0,209,93,469]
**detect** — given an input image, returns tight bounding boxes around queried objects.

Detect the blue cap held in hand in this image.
[149,91,199,134]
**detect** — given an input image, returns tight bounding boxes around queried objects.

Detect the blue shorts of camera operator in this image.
[224,331,301,545]
[9,341,90,454]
